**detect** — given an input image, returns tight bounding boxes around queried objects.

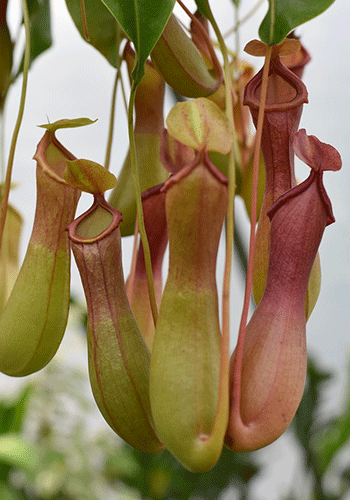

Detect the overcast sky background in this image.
[2,0,350,498]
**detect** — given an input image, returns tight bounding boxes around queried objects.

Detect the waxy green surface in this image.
[150,162,228,472]
[69,197,162,453]
[0,131,80,376]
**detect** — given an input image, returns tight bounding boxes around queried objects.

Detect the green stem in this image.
[234,218,248,276]
[0,110,5,183]
[0,0,30,257]
[223,0,265,38]
[104,69,118,170]
[119,67,128,116]
[104,23,122,170]
[269,0,275,44]
[128,82,158,326]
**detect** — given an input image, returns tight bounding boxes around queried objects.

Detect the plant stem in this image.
[104,69,119,170]
[128,82,158,326]
[0,110,5,183]
[234,217,248,276]
[104,23,123,170]
[125,217,139,298]
[0,0,30,257]
[223,0,265,38]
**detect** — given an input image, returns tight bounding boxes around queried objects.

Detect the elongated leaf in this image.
[17,0,52,76]
[293,357,332,451]
[0,435,39,471]
[314,359,350,474]
[194,0,212,19]
[0,482,22,500]
[0,386,32,435]
[65,0,121,67]
[100,0,175,84]
[259,0,337,45]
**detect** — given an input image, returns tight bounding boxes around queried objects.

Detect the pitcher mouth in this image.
[244,56,309,113]
[67,195,123,244]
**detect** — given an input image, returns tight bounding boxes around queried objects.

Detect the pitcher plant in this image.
[0,0,342,473]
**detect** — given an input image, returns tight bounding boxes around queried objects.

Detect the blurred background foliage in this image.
[0,307,350,500]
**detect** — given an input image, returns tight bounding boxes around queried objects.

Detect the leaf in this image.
[0,482,22,500]
[65,0,122,68]
[119,443,259,499]
[166,98,233,153]
[17,0,52,77]
[293,357,332,453]
[259,0,337,45]
[99,0,176,84]
[64,159,117,194]
[38,117,97,133]
[0,386,32,435]
[194,0,212,19]
[0,435,39,471]
[313,359,350,474]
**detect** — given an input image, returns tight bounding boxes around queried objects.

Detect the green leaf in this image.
[0,386,32,435]
[64,158,117,194]
[17,0,52,76]
[65,0,122,68]
[313,359,350,474]
[0,481,22,500]
[293,357,332,452]
[194,0,212,19]
[196,0,239,14]
[38,117,97,133]
[259,0,337,45]
[99,0,175,84]
[119,444,259,499]
[0,435,39,471]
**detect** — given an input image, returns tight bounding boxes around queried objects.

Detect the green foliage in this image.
[65,0,122,67]
[17,0,52,76]
[291,357,350,500]
[0,435,39,471]
[313,360,350,475]
[0,386,36,500]
[293,356,332,452]
[259,0,337,45]
[0,386,31,436]
[194,0,212,20]
[108,444,259,499]
[99,0,176,84]
[1,350,350,499]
